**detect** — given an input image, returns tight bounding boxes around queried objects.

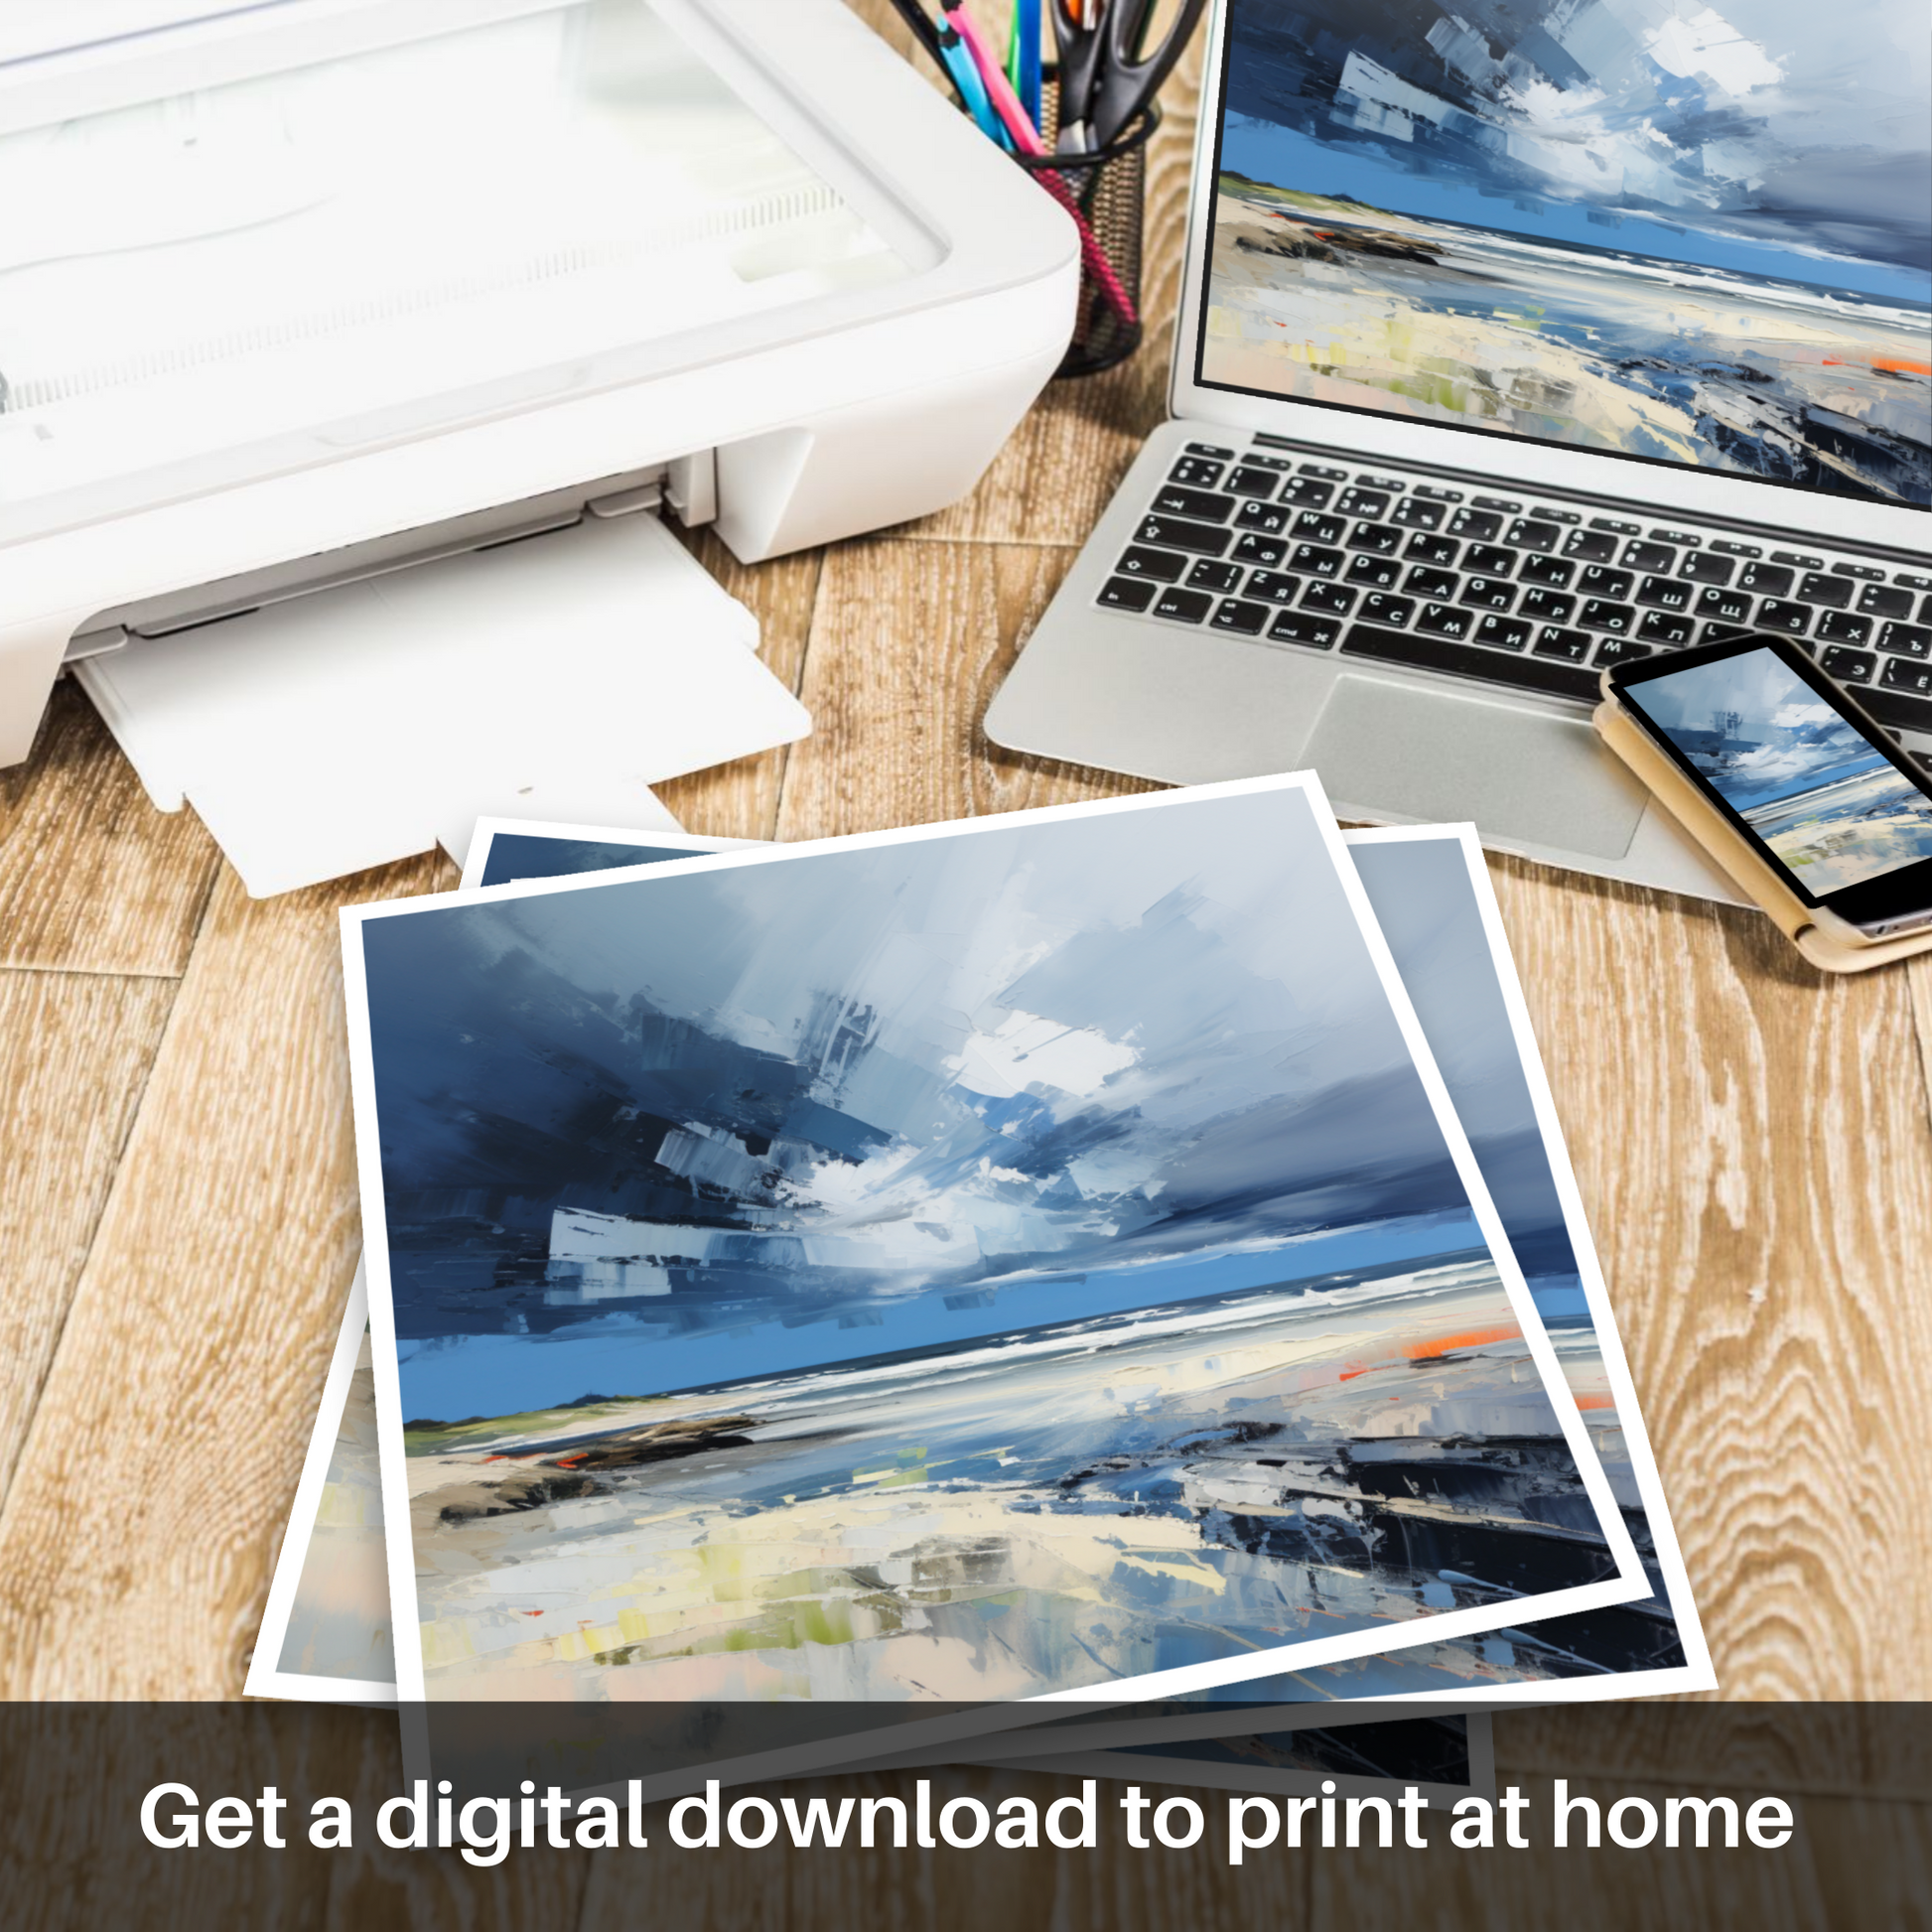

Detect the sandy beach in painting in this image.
[1203,184,1931,500]
[405,1259,1618,1703]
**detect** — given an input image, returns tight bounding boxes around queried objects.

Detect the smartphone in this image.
[1604,632,1932,943]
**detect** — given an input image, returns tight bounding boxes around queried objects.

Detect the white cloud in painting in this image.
[1645,9,1784,93]
[947,1009,1139,1099]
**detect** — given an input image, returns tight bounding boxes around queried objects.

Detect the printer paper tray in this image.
[75,512,808,897]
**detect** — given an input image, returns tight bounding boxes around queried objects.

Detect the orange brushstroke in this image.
[1402,1323,1518,1360]
[1575,1393,1615,1411]
[1821,354,1932,375]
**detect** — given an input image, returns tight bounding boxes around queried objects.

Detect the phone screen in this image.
[1613,637,1932,921]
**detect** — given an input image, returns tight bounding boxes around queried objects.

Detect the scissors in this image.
[1050,0,1207,152]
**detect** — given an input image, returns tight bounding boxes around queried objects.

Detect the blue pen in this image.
[936,19,1010,147]
[1014,0,1042,130]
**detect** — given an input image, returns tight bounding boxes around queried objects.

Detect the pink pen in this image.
[944,3,1141,331]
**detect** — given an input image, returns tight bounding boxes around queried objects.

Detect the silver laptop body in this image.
[987,0,1931,900]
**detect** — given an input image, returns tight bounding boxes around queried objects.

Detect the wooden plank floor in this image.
[0,8,1926,1925]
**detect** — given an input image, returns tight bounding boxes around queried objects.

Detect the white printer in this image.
[0,0,1077,890]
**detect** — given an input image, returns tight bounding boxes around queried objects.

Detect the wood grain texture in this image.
[0,856,450,1698]
[0,681,220,976]
[775,538,1158,842]
[1482,852,1932,1699]
[0,970,178,1506]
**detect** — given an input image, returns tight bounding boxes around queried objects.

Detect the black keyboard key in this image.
[1211,598,1271,635]
[1737,561,1792,597]
[1680,552,1735,585]
[1595,637,1654,667]
[1588,516,1641,535]
[1151,586,1213,623]
[1820,645,1874,682]
[1710,539,1760,558]
[1097,576,1156,612]
[1184,441,1235,459]
[1578,566,1634,601]
[1463,542,1516,578]
[1581,599,1636,634]
[1881,622,1932,659]
[1533,626,1592,661]
[1636,575,1693,612]
[1245,454,1296,471]
[1405,567,1459,602]
[1137,513,1231,557]
[1771,550,1822,570]
[1224,465,1282,499]
[1169,457,1225,487]
[1861,686,1932,736]
[1859,583,1915,621]
[1116,545,1189,582]
[1243,570,1302,605]
[1563,528,1619,563]
[1461,577,1516,612]
[1268,611,1340,649]
[1153,484,1237,521]
[1506,518,1561,552]
[1817,611,1871,645]
[1519,553,1576,589]
[1348,521,1404,555]
[1921,596,1932,622]
[1881,656,1932,696]
[1417,603,1474,639]
[1302,581,1356,617]
[1519,588,1576,624]
[1360,593,1416,628]
[1280,477,1335,507]
[1472,494,1520,513]
[1637,610,1695,646]
[1290,543,1345,578]
[1476,615,1532,651]
[1235,499,1293,535]
[1902,573,1932,592]
[1624,540,1677,574]
[1340,622,1599,700]
[1797,572,1850,610]
[1757,599,1811,636]
[1293,511,1347,544]
[1696,585,1753,624]
[1391,497,1445,531]
[1334,486,1390,519]
[1449,507,1502,541]
[1233,531,1287,568]
[1345,554,1402,590]
[1404,532,1460,567]
[1298,463,1348,480]
[1186,558,1245,594]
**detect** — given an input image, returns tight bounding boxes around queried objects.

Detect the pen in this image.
[943,5,1139,329]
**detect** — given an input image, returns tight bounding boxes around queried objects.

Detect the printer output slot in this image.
[62,452,722,664]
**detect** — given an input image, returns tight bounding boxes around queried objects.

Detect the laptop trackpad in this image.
[1305,675,1648,859]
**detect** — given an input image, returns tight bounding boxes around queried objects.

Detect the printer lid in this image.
[0,0,952,549]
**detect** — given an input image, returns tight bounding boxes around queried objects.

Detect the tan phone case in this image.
[1593,693,1932,974]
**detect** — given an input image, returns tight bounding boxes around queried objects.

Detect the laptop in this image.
[986,0,1931,899]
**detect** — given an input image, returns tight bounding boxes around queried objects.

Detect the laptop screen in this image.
[1195,0,1931,509]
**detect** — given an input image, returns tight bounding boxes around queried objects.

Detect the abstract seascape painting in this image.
[1203,0,1931,501]
[344,780,1641,1714]
[1628,645,1932,891]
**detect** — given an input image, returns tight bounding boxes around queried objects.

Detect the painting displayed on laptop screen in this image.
[1200,0,1931,504]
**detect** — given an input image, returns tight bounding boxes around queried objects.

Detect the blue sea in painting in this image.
[355,788,1620,1702]
[1206,0,1931,501]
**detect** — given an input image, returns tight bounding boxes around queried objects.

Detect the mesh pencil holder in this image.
[1015,87,1160,379]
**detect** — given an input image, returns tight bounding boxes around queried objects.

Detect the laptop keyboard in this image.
[1097,440,1932,746]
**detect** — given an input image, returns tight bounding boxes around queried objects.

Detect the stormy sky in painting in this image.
[359,791,1487,1420]
[1221,0,1931,295]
